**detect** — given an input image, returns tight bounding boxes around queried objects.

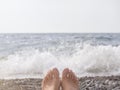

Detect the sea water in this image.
[0,33,120,79]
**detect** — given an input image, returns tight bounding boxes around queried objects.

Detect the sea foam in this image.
[0,44,120,79]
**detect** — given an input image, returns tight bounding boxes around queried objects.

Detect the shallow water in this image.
[0,33,120,79]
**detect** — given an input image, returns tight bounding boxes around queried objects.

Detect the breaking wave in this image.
[0,44,120,79]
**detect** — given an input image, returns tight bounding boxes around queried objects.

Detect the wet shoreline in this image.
[0,76,120,90]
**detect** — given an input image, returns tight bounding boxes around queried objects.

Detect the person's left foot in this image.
[42,68,60,90]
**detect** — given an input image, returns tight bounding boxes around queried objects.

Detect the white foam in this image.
[0,44,120,79]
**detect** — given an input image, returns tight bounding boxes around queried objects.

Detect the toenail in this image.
[52,75,54,78]
[67,74,69,77]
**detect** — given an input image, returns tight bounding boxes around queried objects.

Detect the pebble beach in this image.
[0,76,120,90]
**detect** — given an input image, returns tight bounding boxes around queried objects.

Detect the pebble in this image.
[80,76,120,90]
[0,76,120,90]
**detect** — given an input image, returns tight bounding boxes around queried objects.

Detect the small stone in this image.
[105,80,109,84]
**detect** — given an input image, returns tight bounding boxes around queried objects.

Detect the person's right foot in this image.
[61,68,79,90]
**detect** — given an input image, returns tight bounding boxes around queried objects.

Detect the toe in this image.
[50,70,54,79]
[69,70,79,84]
[62,68,69,79]
[42,70,52,87]
[70,70,76,79]
[69,70,73,78]
[53,68,59,78]
[46,70,53,81]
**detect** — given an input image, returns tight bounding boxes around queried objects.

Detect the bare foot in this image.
[42,68,60,90]
[61,68,79,90]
